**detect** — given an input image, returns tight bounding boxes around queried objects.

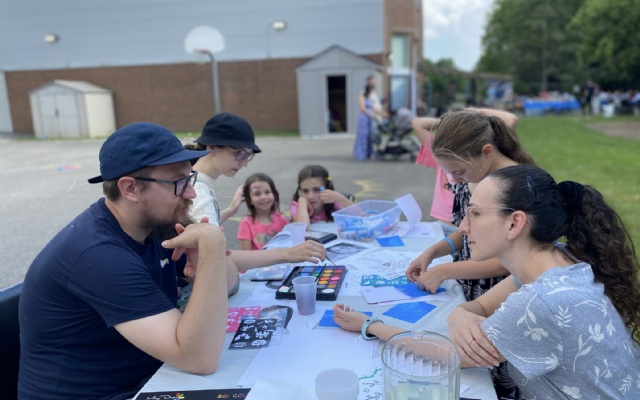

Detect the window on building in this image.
[391,33,410,69]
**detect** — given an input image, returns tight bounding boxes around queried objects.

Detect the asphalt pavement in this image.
[0,133,436,289]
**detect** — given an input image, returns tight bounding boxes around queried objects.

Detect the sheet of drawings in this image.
[346,250,418,280]
[338,251,420,296]
[358,368,384,400]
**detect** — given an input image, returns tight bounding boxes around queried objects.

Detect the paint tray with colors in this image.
[275,265,347,301]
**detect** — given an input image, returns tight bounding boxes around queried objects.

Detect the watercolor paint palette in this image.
[275,265,347,301]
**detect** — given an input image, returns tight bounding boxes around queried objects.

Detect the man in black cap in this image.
[19,122,237,400]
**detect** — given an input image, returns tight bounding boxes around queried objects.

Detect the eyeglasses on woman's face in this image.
[464,206,515,223]
[230,147,255,162]
[134,171,198,196]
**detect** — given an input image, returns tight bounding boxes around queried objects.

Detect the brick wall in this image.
[7,53,386,135]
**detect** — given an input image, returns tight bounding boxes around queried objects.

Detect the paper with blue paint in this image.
[393,284,446,298]
[361,275,411,286]
[318,309,373,327]
[382,302,437,323]
[376,235,405,247]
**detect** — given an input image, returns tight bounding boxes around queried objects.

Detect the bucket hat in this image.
[194,113,261,153]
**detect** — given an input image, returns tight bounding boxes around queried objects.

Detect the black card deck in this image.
[304,230,338,244]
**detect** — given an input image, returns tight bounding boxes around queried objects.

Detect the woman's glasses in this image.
[464,206,515,223]
[230,148,255,162]
[134,171,198,196]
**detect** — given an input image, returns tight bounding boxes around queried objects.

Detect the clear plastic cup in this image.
[287,222,307,246]
[291,275,317,315]
[315,368,359,400]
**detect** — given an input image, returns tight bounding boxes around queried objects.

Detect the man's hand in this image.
[162,222,226,278]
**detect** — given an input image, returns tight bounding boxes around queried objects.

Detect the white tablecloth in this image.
[135,222,497,400]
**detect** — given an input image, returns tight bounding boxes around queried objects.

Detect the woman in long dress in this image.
[353,84,375,161]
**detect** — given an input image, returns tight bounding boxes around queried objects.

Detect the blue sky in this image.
[422,0,495,71]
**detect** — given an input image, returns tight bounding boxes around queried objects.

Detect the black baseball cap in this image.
[194,113,261,153]
[88,122,210,184]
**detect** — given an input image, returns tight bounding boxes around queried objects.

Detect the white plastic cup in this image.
[292,275,317,315]
[286,222,307,246]
[315,368,359,400]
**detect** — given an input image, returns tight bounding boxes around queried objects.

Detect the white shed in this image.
[296,45,383,137]
[29,80,116,138]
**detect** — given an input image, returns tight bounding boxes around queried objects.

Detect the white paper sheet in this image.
[245,379,314,400]
[237,329,380,398]
[394,193,422,230]
[398,222,440,238]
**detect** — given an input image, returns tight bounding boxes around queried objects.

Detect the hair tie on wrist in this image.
[361,317,383,340]
[443,237,457,255]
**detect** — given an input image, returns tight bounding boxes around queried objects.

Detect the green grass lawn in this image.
[516,116,640,246]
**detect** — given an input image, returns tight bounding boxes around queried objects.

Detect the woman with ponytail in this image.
[446,164,640,399]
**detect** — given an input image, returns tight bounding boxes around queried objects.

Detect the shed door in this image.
[39,92,80,138]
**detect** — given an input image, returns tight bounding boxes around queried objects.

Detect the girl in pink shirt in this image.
[290,165,354,229]
[237,173,288,250]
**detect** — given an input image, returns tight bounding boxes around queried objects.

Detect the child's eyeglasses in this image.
[231,148,255,162]
[299,186,324,195]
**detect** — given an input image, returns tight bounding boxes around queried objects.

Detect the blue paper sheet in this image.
[382,302,437,323]
[393,284,446,298]
[376,235,405,247]
[319,309,373,327]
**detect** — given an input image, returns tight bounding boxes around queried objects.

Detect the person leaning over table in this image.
[177,113,327,308]
[336,164,640,399]
[407,108,529,399]
[18,123,238,400]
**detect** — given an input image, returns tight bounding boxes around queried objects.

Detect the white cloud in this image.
[422,0,495,70]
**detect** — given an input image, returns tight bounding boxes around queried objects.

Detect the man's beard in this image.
[140,200,195,242]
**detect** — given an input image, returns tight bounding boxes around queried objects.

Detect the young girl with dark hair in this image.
[237,173,287,250]
[290,165,354,229]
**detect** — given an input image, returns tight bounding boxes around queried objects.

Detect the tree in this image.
[419,58,466,112]
[570,0,640,88]
[476,0,584,95]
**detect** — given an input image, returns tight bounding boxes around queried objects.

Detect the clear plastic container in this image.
[315,368,359,400]
[332,200,401,241]
[382,331,461,400]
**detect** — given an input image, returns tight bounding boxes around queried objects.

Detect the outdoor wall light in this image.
[272,20,287,31]
[44,34,59,44]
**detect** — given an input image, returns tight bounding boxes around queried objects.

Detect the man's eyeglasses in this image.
[299,186,324,196]
[134,171,198,196]
[231,148,255,162]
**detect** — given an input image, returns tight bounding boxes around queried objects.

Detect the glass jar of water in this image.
[382,330,461,400]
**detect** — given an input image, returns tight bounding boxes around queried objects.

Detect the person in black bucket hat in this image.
[195,112,262,154]
[176,113,328,310]
[188,113,262,227]
[19,122,238,400]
